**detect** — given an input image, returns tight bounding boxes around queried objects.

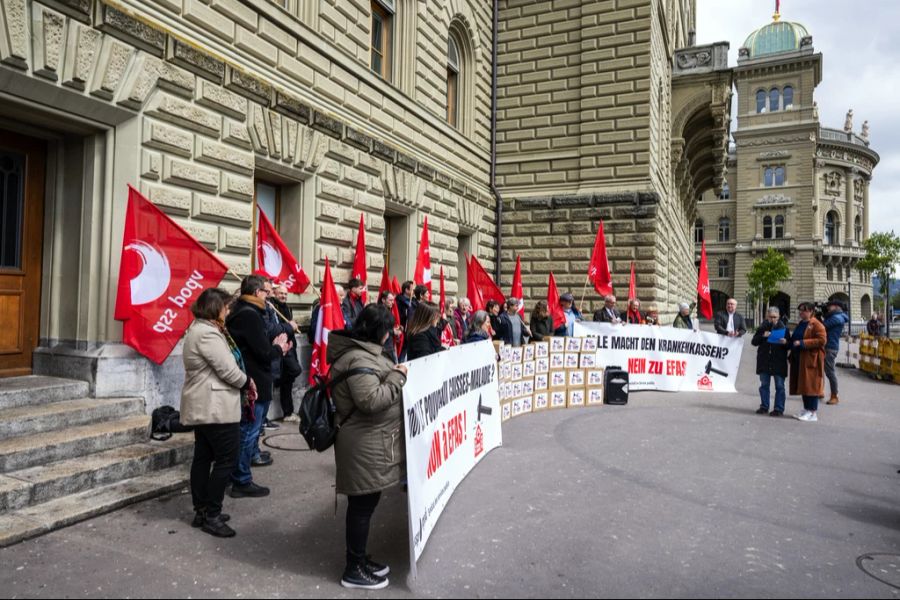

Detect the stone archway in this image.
[829,292,850,308]
[710,290,729,317]
[861,294,872,319]
[769,291,791,323]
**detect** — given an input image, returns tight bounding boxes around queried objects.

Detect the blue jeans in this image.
[758,373,786,412]
[232,399,270,486]
[803,395,819,412]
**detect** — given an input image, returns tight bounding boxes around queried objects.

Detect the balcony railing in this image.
[819,127,869,148]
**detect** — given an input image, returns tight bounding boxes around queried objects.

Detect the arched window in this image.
[718,259,730,278]
[827,265,833,281]
[783,86,794,109]
[763,216,773,239]
[694,219,704,243]
[718,218,731,242]
[825,211,839,245]
[446,22,472,134]
[774,166,785,186]
[765,166,785,187]
[774,215,785,239]
[447,34,460,127]
[765,167,774,187]
[855,215,862,242]
[756,90,767,113]
[769,87,780,112]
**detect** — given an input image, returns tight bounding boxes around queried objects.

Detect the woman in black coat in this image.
[751,306,790,417]
[529,301,554,342]
[404,301,444,361]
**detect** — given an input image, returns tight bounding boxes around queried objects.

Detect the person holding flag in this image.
[548,274,574,336]
[308,258,346,385]
[414,217,433,300]
[342,278,366,328]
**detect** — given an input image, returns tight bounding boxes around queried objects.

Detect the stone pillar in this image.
[863,178,870,239]
[845,168,855,245]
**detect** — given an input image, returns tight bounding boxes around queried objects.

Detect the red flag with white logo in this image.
[352,213,368,303]
[309,258,345,384]
[511,255,525,318]
[547,272,566,329]
[256,208,310,294]
[414,216,432,300]
[588,220,613,297]
[115,185,228,364]
[697,241,713,319]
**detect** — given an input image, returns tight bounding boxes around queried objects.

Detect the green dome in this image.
[742,20,810,58]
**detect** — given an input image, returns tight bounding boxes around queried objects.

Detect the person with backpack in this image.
[180,288,256,538]
[327,304,408,590]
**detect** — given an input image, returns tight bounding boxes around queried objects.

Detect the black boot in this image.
[192,511,231,528]
[340,562,388,590]
[201,514,236,538]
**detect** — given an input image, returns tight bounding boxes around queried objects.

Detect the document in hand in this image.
[767,328,787,344]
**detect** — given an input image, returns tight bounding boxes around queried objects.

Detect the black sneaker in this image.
[251,455,274,467]
[264,420,280,430]
[257,450,272,460]
[770,410,784,417]
[340,563,388,590]
[191,512,231,528]
[755,407,769,414]
[201,514,236,538]
[366,557,390,577]
[229,482,270,498]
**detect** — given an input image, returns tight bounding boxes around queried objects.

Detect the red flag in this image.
[390,276,404,356]
[378,265,391,297]
[626,260,639,323]
[697,241,713,319]
[469,255,506,307]
[465,254,484,312]
[352,213,368,303]
[256,208,310,294]
[414,216,432,300]
[391,276,401,296]
[547,272,566,329]
[115,186,228,364]
[511,255,525,318]
[588,220,613,297]
[441,322,456,347]
[439,265,446,314]
[309,258,346,384]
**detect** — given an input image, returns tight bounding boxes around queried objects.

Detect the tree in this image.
[747,248,792,319]
[858,231,900,321]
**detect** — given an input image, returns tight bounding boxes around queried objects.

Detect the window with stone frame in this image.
[447,34,461,128]
[718,217,730,242]
[371,0,394,82]
[824,211,839,245]
[763,216,773,239]
[694,219,704,243]
[855,215,862,242]
[769,88,780,112]
[774,214,785,238]
[827,265,833,281]
[764,165,785,187]
[718,182,730,200]
[756,90,767,113]
[718,258,730,278]
[783,86,794,109]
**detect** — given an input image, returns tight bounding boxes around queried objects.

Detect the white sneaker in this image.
[283,414,300,423]
[793,410,809,420]
[797,411,818,422]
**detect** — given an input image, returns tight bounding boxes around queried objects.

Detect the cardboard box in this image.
[586,369,605,387]
[550,337,566,353]
[493,340,504,355]
[512,381,524,398]
[580,352,598,369]
[549,370,568,389]
[535,357,550,374]
[564,353,580,369]
[501,400,513,422]
[549,389,568,409]
[500,363,512,382]
[534,391,550,412]
[534,341,550,358]
[523,344,536,362]
[581,337,598,352]
[586,387,605,406]
[567,387,586,408]
[534,373,549,391]
[565,337,583,353]
[523,360,536,378]
[550,353,565,370]
[567,369,586,388]
[512,397,528,418]
[522,378,535,396]
[499,344,511,362]
[510,347,524,363]
[511,363,523,381]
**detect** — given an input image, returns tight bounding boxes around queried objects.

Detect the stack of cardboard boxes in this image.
[496,336,605,423]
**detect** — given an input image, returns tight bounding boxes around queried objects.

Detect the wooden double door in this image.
[0,131,45,377]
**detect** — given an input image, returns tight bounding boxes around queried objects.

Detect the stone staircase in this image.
[0,376,193,547]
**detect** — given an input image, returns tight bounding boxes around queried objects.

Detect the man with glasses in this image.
[715,298,747,338]
[752,307,790,416]
[789,302,827,423]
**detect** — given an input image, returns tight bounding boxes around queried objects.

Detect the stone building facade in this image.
[0,0,731,405]
[694,13,879,324]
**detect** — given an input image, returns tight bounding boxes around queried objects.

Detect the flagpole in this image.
[228,268,320,298]
[579,275,590,312]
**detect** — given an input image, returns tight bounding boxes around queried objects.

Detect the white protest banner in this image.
[403,340,502,576]
[573,322,744,393]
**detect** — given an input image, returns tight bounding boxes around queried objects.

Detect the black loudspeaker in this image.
[604,366,629,405]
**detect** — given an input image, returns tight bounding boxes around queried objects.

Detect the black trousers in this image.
[190,423,240,517]
[279,376,297,417]
[345,492,382,567]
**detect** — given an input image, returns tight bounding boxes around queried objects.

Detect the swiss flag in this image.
[256,208,310,294]
[588,220,613,297]
[309,258,346,384]
[352,213,368,303]
[511,255,525,318]
[414,216,432,300]
[697,241,713,319]
[547,272,566,329]
[115,186,228,364]
[469,255,505,306]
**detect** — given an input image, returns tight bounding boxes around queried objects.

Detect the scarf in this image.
[239,294,266,310]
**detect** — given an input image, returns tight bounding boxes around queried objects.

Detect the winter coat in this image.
[822,310,849,350]
[530,316,554,341]
[264,302,294,382]
[555,308,583,336]
[867,318,880,336]
[396,295,413,328]
[489,313,502,340]
[341,294,365,329]
[180,320,247,426]
[498,312,528,346]
[452,308,471,341]
[226,297,283,404]
[463,330,491,344]
[405,327,443,361]
[327,332,407,496]
[751,321,790,377]
[789,318,827,397]
[714,311,747,337]
[673,314,693,330]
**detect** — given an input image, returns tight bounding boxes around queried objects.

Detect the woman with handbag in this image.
[181,288,257,538]
[327,304,408,589]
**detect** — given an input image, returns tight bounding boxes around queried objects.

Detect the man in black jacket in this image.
[396,280,414,328]
[715,298,747,337]
[341,278,366,329]
[751,306,790,416]
[226,275,291,498]
[594,295,622,323]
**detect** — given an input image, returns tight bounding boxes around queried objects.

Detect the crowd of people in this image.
[178,272,854,589]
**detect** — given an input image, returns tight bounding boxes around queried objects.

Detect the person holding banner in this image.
[752,307,791,417]
[673,303,694,329]
[405,301,444,360]
[463,310,493,344]
[625,299,645,324]
[789,302,828,422]
[327,305,408,590]
[556,292,584,336]
[452,298,473,341]
[715,298,747,337]
[594,295,622,324]
[486,299,503,340]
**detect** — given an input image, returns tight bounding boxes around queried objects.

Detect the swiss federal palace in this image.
[0,0,879,402]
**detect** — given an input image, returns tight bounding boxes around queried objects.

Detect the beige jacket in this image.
[180,320,247,426]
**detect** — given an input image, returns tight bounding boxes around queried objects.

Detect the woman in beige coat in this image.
[327,304,408,590]
[181,288,255,538]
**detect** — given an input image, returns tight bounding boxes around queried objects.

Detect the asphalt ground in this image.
[2,335,900,598]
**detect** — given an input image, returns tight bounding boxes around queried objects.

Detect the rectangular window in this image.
[371,1,393,81]
[0,151,25,269]
[447,68,459,128]
[385,213,409,280]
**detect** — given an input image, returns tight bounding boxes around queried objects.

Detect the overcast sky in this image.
[696,0,900,239]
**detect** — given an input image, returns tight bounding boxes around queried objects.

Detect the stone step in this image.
[0,415,151,473]
[0,376,90,410]
[0,397,145,438]
[0,434,194,512]
[0,465,190,548]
